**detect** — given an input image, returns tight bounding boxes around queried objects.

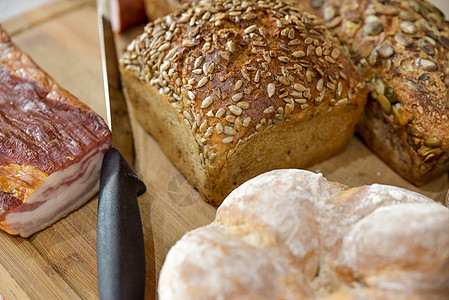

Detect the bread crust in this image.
[296,0,449,185]
[121,0,367,204]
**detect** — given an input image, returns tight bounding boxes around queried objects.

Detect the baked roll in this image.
[0,27,111,237]
[296,0,449,185]
[159,169,449,299]
[120,0,367,205]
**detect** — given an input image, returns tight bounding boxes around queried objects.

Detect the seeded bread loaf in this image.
[159,169,449,299]
[295,0,449,185]
[120,0,367,205]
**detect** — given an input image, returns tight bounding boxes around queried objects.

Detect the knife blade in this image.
[97,0,134,165]
[97,1,147,299]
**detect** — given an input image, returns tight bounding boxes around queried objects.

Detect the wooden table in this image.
[0,0,448,299]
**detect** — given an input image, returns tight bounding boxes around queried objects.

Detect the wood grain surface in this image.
[0,0,448,299]
[1,1,104,299]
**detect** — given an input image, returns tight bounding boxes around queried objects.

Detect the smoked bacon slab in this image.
[0,27,112,237]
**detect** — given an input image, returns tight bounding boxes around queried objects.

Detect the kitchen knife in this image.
[97,148,146,300]
[97,1,147,299]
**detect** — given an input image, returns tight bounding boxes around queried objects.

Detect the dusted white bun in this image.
[159,169,449,300]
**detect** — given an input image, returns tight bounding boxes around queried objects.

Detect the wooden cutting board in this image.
[0,0,448,299]
[1,1,104,299]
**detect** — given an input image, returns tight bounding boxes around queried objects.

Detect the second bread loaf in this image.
[298,0,449,185]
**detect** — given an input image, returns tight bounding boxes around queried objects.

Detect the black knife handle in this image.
[97,148,146,300]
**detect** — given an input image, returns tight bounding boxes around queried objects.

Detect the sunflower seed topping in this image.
[288,28,295,39]
[278,56,290,63]
[400,21,417,35]
[335,98,349,106]
[364,21,383,36]
[316,78,324,91]
[202,62,210,76]
[201,96,214,108]
[377,44,395,58]
[267,83,275,97]
[222,136,234,144]
[399,10,416,21]
[325,56,336,64]
[366,15,381,23]
[194,56,204,69]
[279,76,291,85]
[188,91,196,101]
[224,126,236,135]
[423,22,439,40]
[418,38,435,56]
[237,101,250,109]
[226,115,236,123]
[226,40,236,53]
[197,76,209,88]
[158,42,171,51]
[219,51,230,60]
[285,103,294,115]
[417,58,438,71]
[234,80,243,91]
[229,105,243,116]
[292,50,305,58]
[208,63,215,75]
[234,117,242,131]
[290,91,303,98]
[263,106,275,114]
[215,108,226,119]
[395,33,414,47]
[293,83,307,91]
[202,41,211,51]
[243,117,251,127]
[182,39,196,47]
[295,98,307,104]
[254,70,261,83]
[253,41,266,47]
[439,35,449,49]
[244,25,257,34]
[199,120,208,133]
[232,93,243,102]
[241,68,251,81]
[160,61,170,71]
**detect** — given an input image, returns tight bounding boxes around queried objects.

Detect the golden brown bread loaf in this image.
[295,0,449,185]
[120,0,367,205]
[158,169,449,299]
